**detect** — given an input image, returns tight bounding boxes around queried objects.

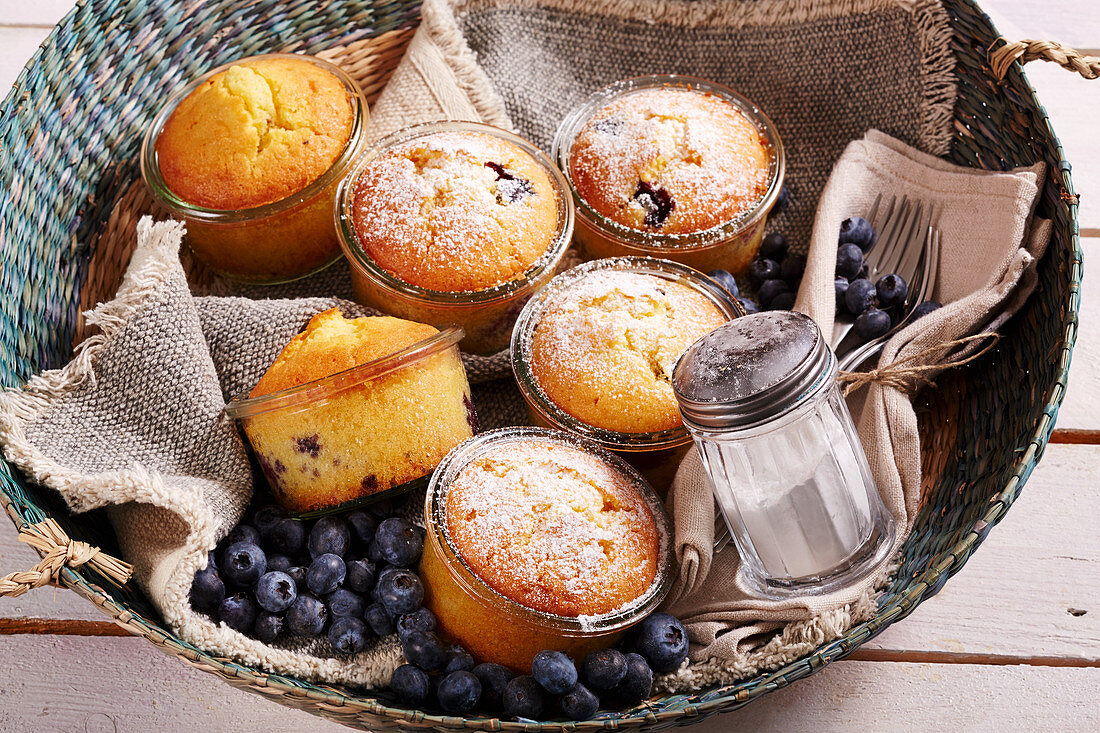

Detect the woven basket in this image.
[0,0,1087,730]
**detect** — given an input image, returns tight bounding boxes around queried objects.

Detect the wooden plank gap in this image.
[0,618,130,636]
[848,648,1100,668]
[1049,428,1100,444]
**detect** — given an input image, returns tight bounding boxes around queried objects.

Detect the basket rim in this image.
[0,0,1085,729]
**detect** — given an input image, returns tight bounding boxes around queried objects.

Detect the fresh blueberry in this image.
[583,648,627,690]
[835,277,850,310]
[189,566,225,611]
[396,607,436,640]
[344,559,376,594]
[854,308,892,339]
[780,253,806,284]
[401,630,446,672]
[307,553,346,596]
[266,553,293,573]
[839,216,874,251]
[377,568,424,615]
[390,663,431,706]
[251,505,286,536]
[875,273,908,309]
[561,683,600,720]
[738,298,760,315]
[531,650,577,695]
[368,498,398,519]
[774,185,791,212]
[266,518,306,556]
[634,613,689,673]
[255,570,298,613]
[768,291,796,311]
[836,243,864,280]
[845,278,877,315]
[218,592,258,634]
[444,645,475,674]
[207,550,218,571]
[328,616,369,654]
[370,518,426,568]
[364,602,396,637]
[325,587,365,618]
[610,653,653,707]
[437,670,482,714]
[502,675,546,719]
[472,663,515,709]
[220,524,261,550]
[911,300,943,320]
[286,594,328,637]
[748,258,780,284]
[221,541,266,587]
[252,611,284,643]
[346,510,377,547]
[706,269,739,298]
[308,516,350,559]
[758,232,788,261]
[286,565,308,591]
[756,279,790,308]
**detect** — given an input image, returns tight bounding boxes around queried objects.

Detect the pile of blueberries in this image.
[390,612,690,720]
[706,231,804,315]
[835,216,942,340]
[189,497,428,655]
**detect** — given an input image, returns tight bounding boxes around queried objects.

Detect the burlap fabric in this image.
[0,0,1003,693]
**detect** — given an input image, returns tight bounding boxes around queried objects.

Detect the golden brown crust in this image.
[249,308,438,397]
[570,87,771,234]
[530,271,727,433]
[156,57,354,210]
[445,440,658,617]
[350,131,560,292]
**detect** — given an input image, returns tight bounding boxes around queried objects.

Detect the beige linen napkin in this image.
[660,130,1050,690]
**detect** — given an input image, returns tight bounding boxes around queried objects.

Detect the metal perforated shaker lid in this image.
[672,311,834,430]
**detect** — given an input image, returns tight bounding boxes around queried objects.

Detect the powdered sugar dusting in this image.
[351,131,560,292]
[570,88,771,234]
[445,440,659,617]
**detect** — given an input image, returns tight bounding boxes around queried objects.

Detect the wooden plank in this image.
[982,0,1100,54]
[0,2,74,28]
[0,636,1096,731]
[1053,237,1098,432]
[0,27,50,95]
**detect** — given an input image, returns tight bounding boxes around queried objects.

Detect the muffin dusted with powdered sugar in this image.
[349,130,561,292]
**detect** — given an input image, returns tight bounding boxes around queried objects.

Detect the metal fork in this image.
[830,195,937,361]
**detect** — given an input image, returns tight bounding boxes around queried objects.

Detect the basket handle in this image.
[990,38,1100,80]
[0,518,132,599]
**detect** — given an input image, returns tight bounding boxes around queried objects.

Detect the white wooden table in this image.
[1,2,1097,730]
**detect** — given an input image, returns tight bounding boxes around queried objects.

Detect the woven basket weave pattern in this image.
[0,0,1082,730]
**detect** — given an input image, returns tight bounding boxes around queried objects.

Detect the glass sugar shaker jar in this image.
[672,311,896,598]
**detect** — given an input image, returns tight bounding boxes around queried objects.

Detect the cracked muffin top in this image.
[156,57,355,210]
[529,270,727,433]
[569,87,771,235]
[349,130,560,292]
[445,439,659,616]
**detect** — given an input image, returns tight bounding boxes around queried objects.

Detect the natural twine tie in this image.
[990,38,1100,81]
[838,333,1001,397]
[0,517,133,599]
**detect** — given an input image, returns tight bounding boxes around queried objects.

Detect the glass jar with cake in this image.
[420,427,674,673]
[552,75,785,276]
[141,53,368,283]
[225,309,478,517]
[510,257,743,493]
[336,121,574,355]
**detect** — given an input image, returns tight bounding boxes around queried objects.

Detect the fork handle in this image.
[990,38,1100,81]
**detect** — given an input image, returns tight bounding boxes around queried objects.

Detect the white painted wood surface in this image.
[1,1,1097,731]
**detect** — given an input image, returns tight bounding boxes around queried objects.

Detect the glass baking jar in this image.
[225,326,475,518]
[510,257,743,493]
[672,311,896,598]
[552,75,785,276]
[420,427,673,672]
[141,53,367,283]
[336,121,574,355]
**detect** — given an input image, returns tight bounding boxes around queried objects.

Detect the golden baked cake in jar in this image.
[553,76,784,275]
[421,428,672,672]
[511,258,740,492]
[337,121,573,355]
[142,54,367,282]
[226,309,476,516]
